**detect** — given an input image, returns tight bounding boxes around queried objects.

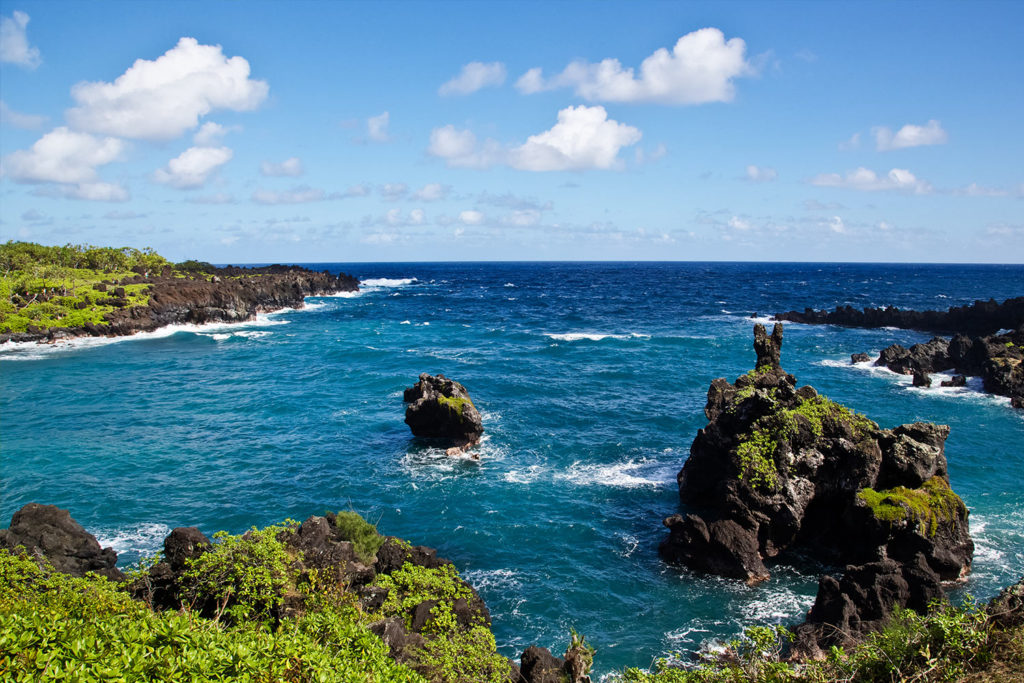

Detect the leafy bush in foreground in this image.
[0,548,421,682]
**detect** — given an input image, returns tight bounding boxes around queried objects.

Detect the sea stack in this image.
[659,323,973,587]
[403,373,484,455]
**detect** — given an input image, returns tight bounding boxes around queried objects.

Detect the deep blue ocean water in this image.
[2,262,1022,674]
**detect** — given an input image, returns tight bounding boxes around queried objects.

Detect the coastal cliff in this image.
[0,241,359,344]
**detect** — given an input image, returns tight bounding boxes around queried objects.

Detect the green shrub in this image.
[372,562,511,682]
[0,548,422,682]
[333,510,385,563]
[179,523,296,624]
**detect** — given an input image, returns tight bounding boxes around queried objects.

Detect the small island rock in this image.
[403,373,484,452]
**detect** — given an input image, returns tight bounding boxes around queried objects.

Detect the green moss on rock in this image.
[437,395,473,419]
[857,476,966,536]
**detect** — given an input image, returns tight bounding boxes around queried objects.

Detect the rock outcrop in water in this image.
[775,296,1024,337]
[659,324,974,591]
[0,264,359,345]
[404,373,484,454]
[0,503,124,581]
[868,330,1024,408]
[774,297,1024,408]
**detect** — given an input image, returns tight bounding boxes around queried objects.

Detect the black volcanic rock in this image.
[792,555,944,657]
[659,324,973,586]
[404,373,484,449]
[775,296,1024,336]
[0,503,124,581]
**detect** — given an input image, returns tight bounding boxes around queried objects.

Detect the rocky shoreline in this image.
[775,297,1024,408]
[775,296,1024,336]
[0,264,359,346]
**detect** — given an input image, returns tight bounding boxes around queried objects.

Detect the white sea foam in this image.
[0,311,290,361]
[554,459,671,488]
[502,464,544,484]
[462,568,522,592]
[504,283,516,288]
[361,277,417,288]
[545,332,650,342]
[94,522,171,558]
[400,320,411,325]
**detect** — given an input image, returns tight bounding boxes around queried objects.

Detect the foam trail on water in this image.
[0,311,291,362]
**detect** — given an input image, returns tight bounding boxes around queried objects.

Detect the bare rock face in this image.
[791,555,944,658]
[403,373,484,450]
[659,324,973,588]
[0,503,124,581]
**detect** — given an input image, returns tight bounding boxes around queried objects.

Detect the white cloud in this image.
[635,143,667,164]
[367,111,391,142]
[427,125,496,168]
[251,185,326,205]
[412,183,449,201]
[508,105,641,171]
[188,192,236,204]
[429,106,641,172]
[60,182,129,202]
[66,37,268,140]
[153,146,233,189]
[260,157,303,177]
[745,165,777,182]
[2,126,123,184]
[727,216,752,231]
[343,183,371,197]
[379,182,408,201]
[0,100,46,129]
[378,208,426,227]
[0,10,40,68]
[459,210,485,225]
[827,216,846,233]
[515,27,752,104]
[873,120,948,151]
[809,167,933,194]
[439,61,507,95]
[953,182,1010,197]
[838,132,861,151]
[193,121,237,146]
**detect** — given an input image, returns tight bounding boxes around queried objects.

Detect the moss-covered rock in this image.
[660,323,973,587]
[403,373,484,452]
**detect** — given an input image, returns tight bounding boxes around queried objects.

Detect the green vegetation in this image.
[0,547,420,682]
[736,429,780,492]
[179,523,295,624]
[858,476,966,536]
[0,241,175,333]
[618,597,1012,682]
[733,392,876,492]
[370,562,511,682]
[333,510,385,563]
[437,395,473,419]
[0,514,520,682]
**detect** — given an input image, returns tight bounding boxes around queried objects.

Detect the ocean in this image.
[2,262,1022,674]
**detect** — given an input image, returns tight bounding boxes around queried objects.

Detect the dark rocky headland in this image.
[776,297,1024,408]
[0,263,359,345]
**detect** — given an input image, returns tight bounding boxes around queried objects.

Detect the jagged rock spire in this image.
[753,322,784,370]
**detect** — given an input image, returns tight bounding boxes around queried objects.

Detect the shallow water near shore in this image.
[2,262,1022,674]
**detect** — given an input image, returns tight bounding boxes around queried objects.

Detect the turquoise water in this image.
[2,262,1022,673]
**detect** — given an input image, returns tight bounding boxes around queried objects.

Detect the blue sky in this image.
[1,0,1021,263]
